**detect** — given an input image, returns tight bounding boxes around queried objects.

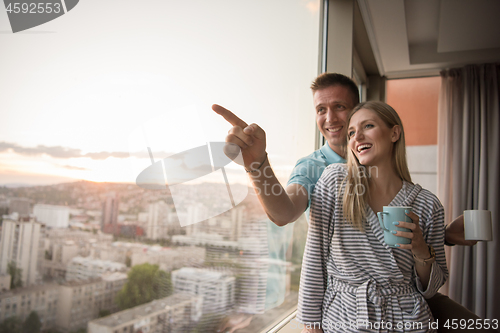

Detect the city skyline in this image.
[0,179,305,332]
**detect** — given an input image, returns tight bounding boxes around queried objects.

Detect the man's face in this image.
[313,85,356,156]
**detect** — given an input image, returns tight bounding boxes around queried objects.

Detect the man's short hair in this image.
[311,73,360,105]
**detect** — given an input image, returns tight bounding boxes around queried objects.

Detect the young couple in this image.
[214,73,480,333]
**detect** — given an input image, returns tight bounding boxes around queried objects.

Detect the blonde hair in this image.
[342,101,412,231]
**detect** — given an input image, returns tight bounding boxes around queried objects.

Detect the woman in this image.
[297,101,448,333]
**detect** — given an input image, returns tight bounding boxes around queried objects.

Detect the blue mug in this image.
[377,206,413,247]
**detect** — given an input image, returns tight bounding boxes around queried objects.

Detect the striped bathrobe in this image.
[297,164,448,333]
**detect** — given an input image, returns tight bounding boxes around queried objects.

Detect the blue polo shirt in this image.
[286,143,346,208]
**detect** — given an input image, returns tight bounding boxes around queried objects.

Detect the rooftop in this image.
[173,267,233,281]
[61,271,127,286]
[90,293,200,327]
[102,272,127,282]
[0,283,59,298]
[60,277,102,287]
[68,256,126,269]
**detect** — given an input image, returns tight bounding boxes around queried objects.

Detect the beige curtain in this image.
[437,64,500,320]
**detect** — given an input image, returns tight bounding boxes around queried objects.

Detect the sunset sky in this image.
[0,0,320,187]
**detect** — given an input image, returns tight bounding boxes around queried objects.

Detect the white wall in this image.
[34,204,70,228]
[406,145,437,195]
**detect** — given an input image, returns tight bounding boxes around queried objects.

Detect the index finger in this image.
[212,104,248,128]
[396,221,416,230]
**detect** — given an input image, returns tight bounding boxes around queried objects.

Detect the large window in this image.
[386,77,441,195]
[0,1,320,332]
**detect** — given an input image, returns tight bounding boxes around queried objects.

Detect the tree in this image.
[23,311,41,333]
[116,263,172,310]
[7,261,22,289]
[98,309,111,318]
[0,316,22,333]
[153,269,173,299]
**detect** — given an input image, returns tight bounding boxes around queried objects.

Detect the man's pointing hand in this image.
[212,104,267,170]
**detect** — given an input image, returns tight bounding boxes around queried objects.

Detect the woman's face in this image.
[347,108,399,167]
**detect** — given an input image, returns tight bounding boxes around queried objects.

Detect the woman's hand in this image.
[393,212,430,259]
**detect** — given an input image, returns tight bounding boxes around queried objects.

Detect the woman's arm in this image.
[296,168,336,326]
[301,328,324,333]
[393,201,448,296]
[395,211,433,288]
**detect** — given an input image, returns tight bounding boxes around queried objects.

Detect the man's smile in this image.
[326,126,343,133]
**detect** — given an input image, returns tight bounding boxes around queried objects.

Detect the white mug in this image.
[464,210,493,241]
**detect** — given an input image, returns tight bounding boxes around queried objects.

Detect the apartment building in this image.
[52,240,80,265]
[0,283,59,331]
[43,240,80,280]
[102,192,120,231]
[131,246,205,272]
[185,205,245,241]
[33,204,70,228]
[146,200,171,240]
[66,257,126,281]
[45,228,114,258]
[172,232,234,247]
[87,293,202,333]
[56,272,127,332]
[89,241,145,264]
[172,268,235,316]
[0,275,10,292]
[0,272,126,332]
[0,216,45,286]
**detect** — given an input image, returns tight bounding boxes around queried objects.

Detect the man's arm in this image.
[248,158,309,226]
[213,104,308,226]
[445,214,478,246]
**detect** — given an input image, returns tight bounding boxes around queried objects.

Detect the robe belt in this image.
[329,277,416,324]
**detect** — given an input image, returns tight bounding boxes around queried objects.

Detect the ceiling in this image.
[356,0,500,79]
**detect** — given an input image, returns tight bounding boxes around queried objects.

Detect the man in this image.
[213,74,356,227]
[213,73,486,332]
